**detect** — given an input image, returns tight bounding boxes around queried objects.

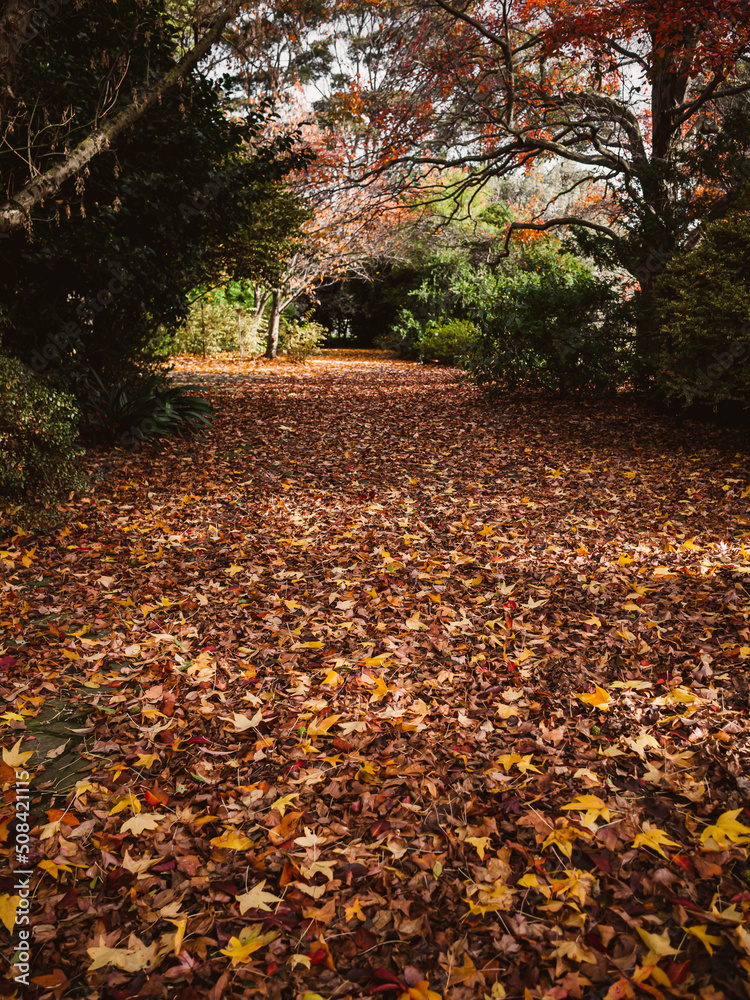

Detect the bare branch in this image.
[494,216,623,262]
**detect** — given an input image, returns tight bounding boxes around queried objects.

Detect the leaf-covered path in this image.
[2,351,750,1000]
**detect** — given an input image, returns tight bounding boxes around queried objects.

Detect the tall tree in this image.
[252,108,417,358]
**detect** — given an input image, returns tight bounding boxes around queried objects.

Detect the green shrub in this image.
[76,368,214,447]
[0,354,84,499]
[417,319,479,365]
[654,210,750,409]
[377,309,424,356]
[280,317,327,362]
[171,286,265,356]
[465,241,633,397]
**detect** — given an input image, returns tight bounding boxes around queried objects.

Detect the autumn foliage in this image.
[1,353,749,998]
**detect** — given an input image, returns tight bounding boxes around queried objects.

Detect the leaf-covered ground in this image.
[2,350,750,1000]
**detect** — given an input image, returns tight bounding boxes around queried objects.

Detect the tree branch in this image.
[494,216,622,261]
[430,0,510,58]
[0,5,235,233]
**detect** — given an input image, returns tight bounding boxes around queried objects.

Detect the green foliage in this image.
[171,284,265,356]
[0,0,309,385]
[653,210,750,410]
[280,317,328,363]
[381,225,633,395]
[76,370,214,447]
[0,355,84,500]
[417,320,480,365]
[466,240,634,397]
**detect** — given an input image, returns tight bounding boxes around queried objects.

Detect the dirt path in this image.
[2,351,750,999]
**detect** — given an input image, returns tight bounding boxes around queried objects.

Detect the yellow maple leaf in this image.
[517,873,547,892]
[0,894,20,933]
[363,653,392,667]
[109,793,142,816]
[0,712,25,724]
[575,684,612,711]
[542,821,593,859]
[463,882,515,917]
[270,792,298,818]
[37,859,72,880]
[210,829,255,850]
[307,713,341,738]
[636,926,681,964]
[549,939,597,964]
[495,752,540,774]
[228,709,263,732]
[321,668,343,687]
[369,675,390,703]
[683,924,724,956]
[220,925,279,965]
[561,794,611,829]
[399,985,442,1000]
[700,810,750,851]
[624,730,661,758]
[345,898,365,922]
[87,934,159,972]
[134,753,160,768]
[2,738,34,768]
[550,869,595,906]
[447,952,482,986]
[294,826,327,850]
[122,851,159,875]
[465,836,491,860]
[632,827,679,859]
[463,897,508,917]
[166,917,187,956]
[120,812,164,836]
[236,880,282,914]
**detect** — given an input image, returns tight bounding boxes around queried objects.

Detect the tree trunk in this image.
[265,289,281,359]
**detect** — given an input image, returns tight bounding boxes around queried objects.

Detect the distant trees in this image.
[320,1,750,351]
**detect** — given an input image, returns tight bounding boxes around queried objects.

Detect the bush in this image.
[654,210,750,410]
[0,354,84,500]
[171,285,265,356]
[465,241,633,397]
[280,317,327,362]
[76,368,214,447]
[376,309,424,356]
[417,319,480,365]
